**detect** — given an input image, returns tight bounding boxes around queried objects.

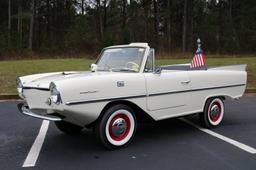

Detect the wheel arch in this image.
[87,100,154,128]
[203,95,227,110]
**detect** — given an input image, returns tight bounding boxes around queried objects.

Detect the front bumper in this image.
[17,103,63,121]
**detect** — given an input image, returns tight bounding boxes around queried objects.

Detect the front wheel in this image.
[199,97,225,128]
[95,104,137,149]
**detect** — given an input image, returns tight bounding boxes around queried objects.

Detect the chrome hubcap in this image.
[111,118,127,137]
[210,105,219,117]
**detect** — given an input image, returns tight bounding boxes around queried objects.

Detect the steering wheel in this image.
[125,62,139,71]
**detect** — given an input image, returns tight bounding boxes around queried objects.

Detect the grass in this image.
[0,57,255,94]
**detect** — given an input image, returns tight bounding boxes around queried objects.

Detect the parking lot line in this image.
[180,118,256,154]
[22,120,50,167]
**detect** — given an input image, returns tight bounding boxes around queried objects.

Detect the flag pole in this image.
[197,38,201,53]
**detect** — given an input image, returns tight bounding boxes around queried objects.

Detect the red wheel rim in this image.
[208,101,221,122]
[108,113,131,141]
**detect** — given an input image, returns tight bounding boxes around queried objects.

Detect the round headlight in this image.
[49,82,61,104]
[16,78,25,99]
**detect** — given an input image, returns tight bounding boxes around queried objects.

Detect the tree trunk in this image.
[81,0,84,15]
[46,0,50,36]
[143,1,149,41]
[166,0,171,53]
[182,0,187,53]
[153,0,159,45]
[103,0,107,33]
[18,0,22,48]
[8,0,11,48]
[217,0,223,54]
[122,0,127,29]
[188,0,193,52]
[228,0,239,53]
[96,0,103,41]
[29,0,35,50]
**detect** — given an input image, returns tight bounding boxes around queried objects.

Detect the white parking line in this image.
[180,118,256,154]
[23,120,49,167]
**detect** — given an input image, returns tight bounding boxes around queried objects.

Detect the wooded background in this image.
[0,0,256,58]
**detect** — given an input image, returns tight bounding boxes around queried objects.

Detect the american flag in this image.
[190,47,206,68]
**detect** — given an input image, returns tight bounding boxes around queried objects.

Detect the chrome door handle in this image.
[181,81,190,85]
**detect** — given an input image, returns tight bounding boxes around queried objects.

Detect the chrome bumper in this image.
[17,103,62,121]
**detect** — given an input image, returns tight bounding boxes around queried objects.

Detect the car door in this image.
[144,70,191,118]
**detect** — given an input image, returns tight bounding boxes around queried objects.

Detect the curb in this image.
[0,89,255,101]
[0,95,20,100]
[245,89,256,93]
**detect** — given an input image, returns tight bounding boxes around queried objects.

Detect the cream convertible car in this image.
[17,43,247,149]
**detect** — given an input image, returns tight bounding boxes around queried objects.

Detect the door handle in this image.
[181,81,190,85]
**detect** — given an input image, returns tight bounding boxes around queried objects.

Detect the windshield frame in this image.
[95,46,147,73]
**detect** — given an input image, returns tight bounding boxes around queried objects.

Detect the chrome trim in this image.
[66,94,147,105]
[65,84,245,106]
[149,104,186,111]
[17,103,62,121]
[23,86,50,91]
[80,91,98,94]
[148,84,246,97]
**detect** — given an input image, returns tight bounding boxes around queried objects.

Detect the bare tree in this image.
[103,0,107,33]
[46,0,50,35]
[153,0,159,44]
[217,0,223,54]
[29,0,35,50]
[122,0,127,29]
[18,0,23,48]
[8,0,11,48]
[96,0,103,40]
[228,0,239,53]
[81,0,84,15]
[182,0,187,53]
[166,0,172,53]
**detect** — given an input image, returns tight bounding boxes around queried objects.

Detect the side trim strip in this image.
[23,87,50,91]
[66,94,147,105]
[65,84,245,106]
[148,83,246,97]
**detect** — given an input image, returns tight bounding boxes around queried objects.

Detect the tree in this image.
[17,0,23,49]
[28,0,35,50]
[182,0,187,53]
[153,0,159,44]
[166,0,172,53]
[81,0,84,15]
[1,0,256,56]
[8,0,11,48]
[96,0,103,41]
[228,0,239,53]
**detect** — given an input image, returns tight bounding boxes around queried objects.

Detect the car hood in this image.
[21,71,120,89]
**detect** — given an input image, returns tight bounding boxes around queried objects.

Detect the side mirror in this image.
[154,67,162,74]
[90,64,98,72]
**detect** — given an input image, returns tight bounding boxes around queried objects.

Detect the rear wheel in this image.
[200,97,225,128]
[95,104,137,149]
[55,121,83,134]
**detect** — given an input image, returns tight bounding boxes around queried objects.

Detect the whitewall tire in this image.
[200,97,225,128]
[95,104,137,149]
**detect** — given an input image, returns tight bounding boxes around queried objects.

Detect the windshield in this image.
[96,47,145,72]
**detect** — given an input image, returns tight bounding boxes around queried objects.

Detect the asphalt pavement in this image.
[0,96,256,170]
